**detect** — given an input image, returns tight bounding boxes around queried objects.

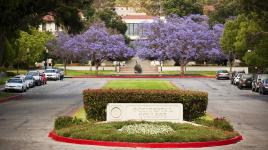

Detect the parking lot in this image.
[0,78,267,150]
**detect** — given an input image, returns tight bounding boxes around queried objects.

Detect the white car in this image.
[27,71,42,86]
[44,69,60,80]
[5,78,28,92]
[25,75,35,88]
[13,75,30,89]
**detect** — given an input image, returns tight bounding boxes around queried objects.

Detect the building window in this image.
[55,25,59,31]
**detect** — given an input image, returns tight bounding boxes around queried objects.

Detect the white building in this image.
[38,14,63,34]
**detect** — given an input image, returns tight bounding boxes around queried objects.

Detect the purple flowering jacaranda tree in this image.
[46,32,75,75]
[135,14,224,75]
[64,23,134,75]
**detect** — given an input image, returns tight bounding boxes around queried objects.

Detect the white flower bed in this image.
[119,123,175,135]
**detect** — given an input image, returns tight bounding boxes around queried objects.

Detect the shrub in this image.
[134,64,142,73]
[54,116,83,130]
[213,117,234,131]
[194,117,234,131]
[83,89,208,121]
[54,116,73,130]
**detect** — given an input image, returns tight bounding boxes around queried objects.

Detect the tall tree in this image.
[64,23,134,74]
[135,15,224,75]
[162,0,203,16]
[16,28,54,70]
[46,32,76,75]
[0,0,94,66]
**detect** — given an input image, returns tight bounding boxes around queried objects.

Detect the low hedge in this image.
[83,89,208,121]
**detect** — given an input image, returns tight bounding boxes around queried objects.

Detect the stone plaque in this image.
[106,103,183,122]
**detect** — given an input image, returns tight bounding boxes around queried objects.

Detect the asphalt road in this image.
[0,78,267,150]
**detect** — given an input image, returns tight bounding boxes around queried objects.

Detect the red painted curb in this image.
[66,75,215,79]
[48,131,242,148]
[0,94,22,103]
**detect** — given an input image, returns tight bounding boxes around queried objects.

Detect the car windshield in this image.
[8,78,22,83]
[45,70,56,73]
[28,72,38,76]
[260,74,268,79]
[218,70,228,73]
[265,79,268,84]
[25,76,33,80]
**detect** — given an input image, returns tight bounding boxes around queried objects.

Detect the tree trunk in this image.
[95,65,99,76]
[0,34,5,66]
[64,59,67,75]
[180,65,185,76]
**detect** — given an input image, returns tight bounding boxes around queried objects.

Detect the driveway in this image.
[0,78,267,150]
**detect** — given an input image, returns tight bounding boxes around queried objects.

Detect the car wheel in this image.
[5,89,8,92]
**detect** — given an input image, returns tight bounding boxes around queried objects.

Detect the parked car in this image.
[27,71,42,86]
[230,70,245,84]
[25,75,35,88]
[237,74,253,89]
[13,75,29,89]
[233,73,244,85]
[216,70,230,80]
[259,78,268,94]
[5,78,27,92]
[252,74,268,92]
[44,69,60,80]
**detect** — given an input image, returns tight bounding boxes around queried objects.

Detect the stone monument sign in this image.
[106,103,183,122]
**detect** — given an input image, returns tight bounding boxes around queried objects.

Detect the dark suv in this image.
[252,74,268,92]
[237,74,253,89]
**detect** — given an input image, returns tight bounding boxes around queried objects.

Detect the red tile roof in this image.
[43,15,54,22]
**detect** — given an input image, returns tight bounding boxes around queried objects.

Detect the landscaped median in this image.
[48,80,242,148]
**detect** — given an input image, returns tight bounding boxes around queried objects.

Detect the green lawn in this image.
[0,92,15,100]
[103,80,177,90]
[0,77,10,85]
[161,71,216,76]
[66,70,116,76]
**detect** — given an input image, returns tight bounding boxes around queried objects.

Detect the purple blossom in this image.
[135,15,225,74]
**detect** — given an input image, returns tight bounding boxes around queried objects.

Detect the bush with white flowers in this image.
[119,123,175,135]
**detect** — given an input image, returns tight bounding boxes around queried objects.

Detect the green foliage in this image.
[194,117,234,131]
[55,120,239,143]
[208,0,239,25]
[162,0,203,16]
[83,89,208,121]
[213,117,234,131]
[54,116,83,130]
[97,9,127,34]
[2,39,15,67]
[16,28,54,67]
[0,0,94,66]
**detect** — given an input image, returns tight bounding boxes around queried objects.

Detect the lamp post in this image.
[44,47,48,70]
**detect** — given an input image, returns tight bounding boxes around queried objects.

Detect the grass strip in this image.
[103,80,178,90]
